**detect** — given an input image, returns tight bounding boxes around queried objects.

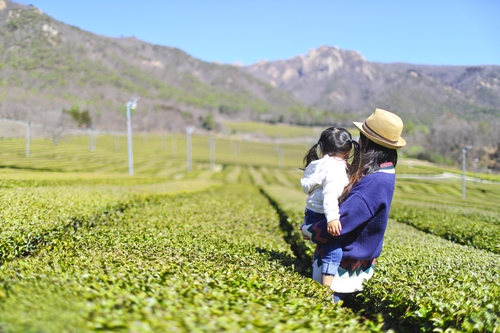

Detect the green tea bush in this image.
[0,185,383,332]
[392,179,500,254]
[0,134,306,173]
[366,222,500,332]
[1,132,499,332]
[0,186,137,263]
[390,201,500,254]
[262,185,500,332]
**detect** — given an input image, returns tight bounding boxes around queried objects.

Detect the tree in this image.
[63,106,92,128]
[202,113,215,131]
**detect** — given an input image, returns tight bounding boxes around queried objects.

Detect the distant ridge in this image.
[244,46,500,125]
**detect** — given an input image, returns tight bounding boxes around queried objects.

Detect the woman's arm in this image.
[303,174,383,245]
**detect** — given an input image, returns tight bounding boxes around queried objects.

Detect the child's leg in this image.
[322,274,335,287]
[301,209,325,243]
[320,243,342,287]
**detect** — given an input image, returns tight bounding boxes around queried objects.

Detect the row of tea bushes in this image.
[261,185,500,332]
[0,185,384,332]
[394,179,500,211]
[0,174,217,264]
[392,178,500,254]
[0,185,139,264]
[0,169,171,188]
[0,161,303,191]
[390,200,500,254]
[258,185,315,275]
[365,222,500,332]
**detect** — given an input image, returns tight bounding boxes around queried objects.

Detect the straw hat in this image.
[353,108,406,149]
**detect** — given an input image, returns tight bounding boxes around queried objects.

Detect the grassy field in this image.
[0,132,498,332]
[223,121,333,139]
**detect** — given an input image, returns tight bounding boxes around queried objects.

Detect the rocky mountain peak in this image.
[244,45,376,99]
[300,46,368,78]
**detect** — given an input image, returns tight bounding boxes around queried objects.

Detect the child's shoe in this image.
[300,223,315,244]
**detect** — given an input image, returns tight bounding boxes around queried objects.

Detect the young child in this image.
[300,127,359,287]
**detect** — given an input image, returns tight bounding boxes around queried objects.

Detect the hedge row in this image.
[0,184,384,332]
[0,186,139,264]
[0,177,217,265]
[0,134,306,173]
[391,178,500,254]
[390,200,500,254]
[261,185,500,332]
[364,222,500,332]
[0,171,170,188]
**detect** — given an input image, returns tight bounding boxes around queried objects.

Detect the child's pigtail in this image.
[302,143,320,169]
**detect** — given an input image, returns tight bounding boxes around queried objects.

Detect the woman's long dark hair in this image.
[339,133,398,203]
[303,127,360,175]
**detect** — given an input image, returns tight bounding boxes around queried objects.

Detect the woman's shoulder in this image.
[345,173,395,207]
[366,170,395,181]
[355,171,395,191]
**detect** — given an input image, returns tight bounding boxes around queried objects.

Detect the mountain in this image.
[0,0,308,132]
[2,0,500,136]
[244,46,500,126]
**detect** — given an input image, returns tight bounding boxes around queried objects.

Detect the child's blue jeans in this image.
[304,209,342,276]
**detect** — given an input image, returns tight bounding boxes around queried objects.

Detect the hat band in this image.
[362,123,398,144]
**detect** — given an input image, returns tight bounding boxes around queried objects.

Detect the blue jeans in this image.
[333,292,358,304]
[304,209,342,276]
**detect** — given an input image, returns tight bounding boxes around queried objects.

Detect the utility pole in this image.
[126,97,139,175]
[26,121,31,157]
[462,146,471,199]
[186,126,195,171]
[279,149,284,169]
[210,136,215,170]
[88,126,95,151]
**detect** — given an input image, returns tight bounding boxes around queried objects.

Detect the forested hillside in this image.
[0,1,312,132]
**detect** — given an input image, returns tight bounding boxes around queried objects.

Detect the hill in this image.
[0,0,309,132]
[3,0,500,131]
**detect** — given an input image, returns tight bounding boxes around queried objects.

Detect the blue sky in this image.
[17,0,500,66]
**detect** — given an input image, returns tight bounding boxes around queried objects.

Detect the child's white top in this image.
[300,155,348,222]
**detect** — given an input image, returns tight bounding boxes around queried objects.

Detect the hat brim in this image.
[353,122,406,149]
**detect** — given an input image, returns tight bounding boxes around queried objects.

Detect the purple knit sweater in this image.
[337,168,395,260]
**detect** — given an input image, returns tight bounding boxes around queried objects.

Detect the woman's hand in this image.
[327,219,342,236]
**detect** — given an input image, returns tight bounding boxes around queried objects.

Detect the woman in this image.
[301,108,406,303]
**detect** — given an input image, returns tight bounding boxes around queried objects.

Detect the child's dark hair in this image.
[303,127,360,174]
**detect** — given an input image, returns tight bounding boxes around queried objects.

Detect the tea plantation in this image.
[0,133,498,332]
